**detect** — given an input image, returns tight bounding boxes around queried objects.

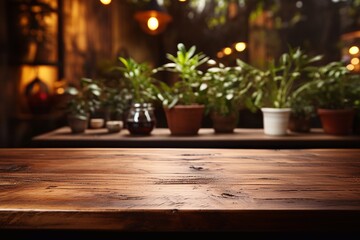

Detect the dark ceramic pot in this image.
[211,112,238,133]
[288,114,311,133]
[68,115,88,134]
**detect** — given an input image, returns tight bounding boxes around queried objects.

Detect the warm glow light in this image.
[349,46,359,55]
[56,87,65,95]
[235,42,246,52]
[179,0,187,2]
[147,17,159,31]
[346,64,355,71]
[20,16,28,26]
[351,57,360,65]
[20,65,58,96]
[135,10,172,35]
[223,47,232,55]
[100,0,111,5]
[217,51,224,58]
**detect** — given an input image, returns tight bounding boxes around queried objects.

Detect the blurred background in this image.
[0,0,359,147]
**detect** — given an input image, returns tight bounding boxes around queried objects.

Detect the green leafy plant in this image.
[298,61,360,109]
[248,47,322,110]
[202,61,254,116]
[156,43,209,108]
[65,78,102,119]
[101,87,132,120]
[113,57,159,104]
[289,90,316,118]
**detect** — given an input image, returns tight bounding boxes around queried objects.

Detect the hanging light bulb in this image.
[100,0,111,5]
[134,0,172,35]
[147,17,160,31]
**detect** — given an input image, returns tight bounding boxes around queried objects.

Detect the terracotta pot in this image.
[354,112,360,135]
[288,114,311,133]
[317,108,355,135]
[211,112,238,133]
[164,105,205,136]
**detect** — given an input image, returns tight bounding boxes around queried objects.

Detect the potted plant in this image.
[246,47,322,135]
[156,43,209,135]
[66,78,102,133]
[287,55,323,133]
[288,92,316,133]
[354,99,360,135]
[301,62,360,135]
[354,84,360,135]
[202,61,254,133]
[101,86,131,133]
[102,87,131,121]
[113,57,159,135]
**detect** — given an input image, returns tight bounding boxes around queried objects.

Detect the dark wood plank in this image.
[0,148,359,232]
[31,127,360,148]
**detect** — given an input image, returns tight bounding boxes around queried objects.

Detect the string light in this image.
[346,64,355,71]
[223,47,232,55]
[349,46,359,55]
[235,42,246,52]
[217,51,224,58]
[351,57,360,65]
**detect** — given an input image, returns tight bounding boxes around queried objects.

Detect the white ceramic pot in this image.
[106,120,123,133]
[261,108,291,136]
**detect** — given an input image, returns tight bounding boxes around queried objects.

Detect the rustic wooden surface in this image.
[31,127,360,148]
[0,148,359,232]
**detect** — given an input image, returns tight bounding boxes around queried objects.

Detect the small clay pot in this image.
[106,121,123,133]
[90,118,105,129]
[68,116,88,134]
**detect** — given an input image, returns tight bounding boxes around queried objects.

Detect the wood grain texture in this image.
[0,148,360,232]
[31,127,360,148]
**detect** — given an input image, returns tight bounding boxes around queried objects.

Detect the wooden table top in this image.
[31,127,360,148]
[0,148,359,232]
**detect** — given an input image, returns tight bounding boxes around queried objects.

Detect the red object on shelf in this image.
[25,76,51,114]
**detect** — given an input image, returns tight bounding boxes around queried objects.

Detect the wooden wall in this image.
[63,0,112,85]
[63,0,159,86]
[112,1,161,67]
[0,0,9,147]
[0,0,164,147]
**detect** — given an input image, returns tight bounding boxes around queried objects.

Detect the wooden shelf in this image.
[31,127,360,148]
